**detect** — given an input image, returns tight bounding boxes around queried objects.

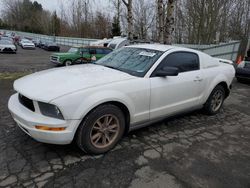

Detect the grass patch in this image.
[0,72,31,80]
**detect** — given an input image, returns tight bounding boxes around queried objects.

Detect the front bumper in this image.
[0,47,17,52]
[50,60,61,64]
[22,45,35,49]
[8,93,80,145]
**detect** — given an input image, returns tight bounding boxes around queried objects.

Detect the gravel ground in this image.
[0,47,250,188]
[0,46,69,73]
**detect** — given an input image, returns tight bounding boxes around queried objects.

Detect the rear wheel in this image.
[203,85,225,115]
[76,104,125,154]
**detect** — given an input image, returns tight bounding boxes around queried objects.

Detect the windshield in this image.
[68,47,79,53]
[22,39,31,43]
[95,47,164,77]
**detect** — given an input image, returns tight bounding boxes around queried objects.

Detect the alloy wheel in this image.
[211,90,223,112]
[90,114,120,149]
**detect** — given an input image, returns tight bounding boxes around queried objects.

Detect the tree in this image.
[157,0,164,43]
[1,0,249,43]
[2,0,44,33]
[164,0,175,44]
[51,11,60,36]
[112,16,121,36]
[110,0,122,36]
[122,0,133,40]
[133,0,155,40]
[94,12,112,39]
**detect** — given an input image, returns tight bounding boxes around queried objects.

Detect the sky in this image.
[0,0,111,16]
[30,0,69,12]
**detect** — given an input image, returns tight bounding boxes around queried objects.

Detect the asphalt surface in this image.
[0,47,250,188]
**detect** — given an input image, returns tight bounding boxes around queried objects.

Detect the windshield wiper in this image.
[103,65,122,71]
[102,65,136,76]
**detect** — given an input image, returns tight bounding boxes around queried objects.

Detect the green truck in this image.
[50,46,113,66]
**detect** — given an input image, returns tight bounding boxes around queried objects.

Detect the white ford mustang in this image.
[8,44,235,154]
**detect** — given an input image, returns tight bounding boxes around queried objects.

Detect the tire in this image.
[203,85,225,115]
[64,60,72,66]
[76,104,125,154]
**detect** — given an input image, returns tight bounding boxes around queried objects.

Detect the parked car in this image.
[0,39,17,53]
[8,44,235,154]
[37,40,46,48]
[107,38,130,50]
[90,38,112,47]
[43,42,60,52]
[32,39,40,47]
[50,46,113,66]
[20,39,35,49]
[236,61,250,83]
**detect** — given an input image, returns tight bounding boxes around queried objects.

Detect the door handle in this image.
[194,77,203,82]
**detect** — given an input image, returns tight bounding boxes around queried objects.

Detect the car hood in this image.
[0,44,15,48]
[22,42,34,45]
[14,64,135,102]
[52,52,72,57]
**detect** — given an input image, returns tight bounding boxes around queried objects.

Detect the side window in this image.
[89,48,97,54]
[155,52,199,74]
[96,48,104,54]
[103,49,112,54]
[80,48,89,54]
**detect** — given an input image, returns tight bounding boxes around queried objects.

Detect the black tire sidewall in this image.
[76,104,125,154]
[204,85,225,115]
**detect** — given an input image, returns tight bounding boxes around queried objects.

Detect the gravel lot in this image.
[0,47,250,188]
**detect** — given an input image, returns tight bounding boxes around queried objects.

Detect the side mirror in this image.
[155,66,179,77]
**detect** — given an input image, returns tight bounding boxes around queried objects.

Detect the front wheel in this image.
[76,104,125,154]
[64,60,72,66]
[203,85,225,115]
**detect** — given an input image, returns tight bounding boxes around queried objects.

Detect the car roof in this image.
[126,44,204,54]
[126,44,173,52]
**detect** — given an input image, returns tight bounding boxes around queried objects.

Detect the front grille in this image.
[18,94,35,112]
[3,48,14,52]
[51,56,58,61]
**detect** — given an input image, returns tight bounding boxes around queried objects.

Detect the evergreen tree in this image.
[112,16,121,37]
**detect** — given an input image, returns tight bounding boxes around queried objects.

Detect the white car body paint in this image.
[8,44,235,145]
[0,43,17,52]
[20,39,35,49]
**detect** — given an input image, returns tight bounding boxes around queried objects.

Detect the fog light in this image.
[35,126,66,131]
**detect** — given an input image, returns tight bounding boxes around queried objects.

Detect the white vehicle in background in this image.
[107,38,130,50]
[0,40,17,53]
[8,44,235,154]
[91,38,112,47]
[20,39,35,49]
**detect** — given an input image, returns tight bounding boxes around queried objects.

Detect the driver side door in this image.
[149,51,204,120]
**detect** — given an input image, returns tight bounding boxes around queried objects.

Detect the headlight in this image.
[38,102,64,120]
